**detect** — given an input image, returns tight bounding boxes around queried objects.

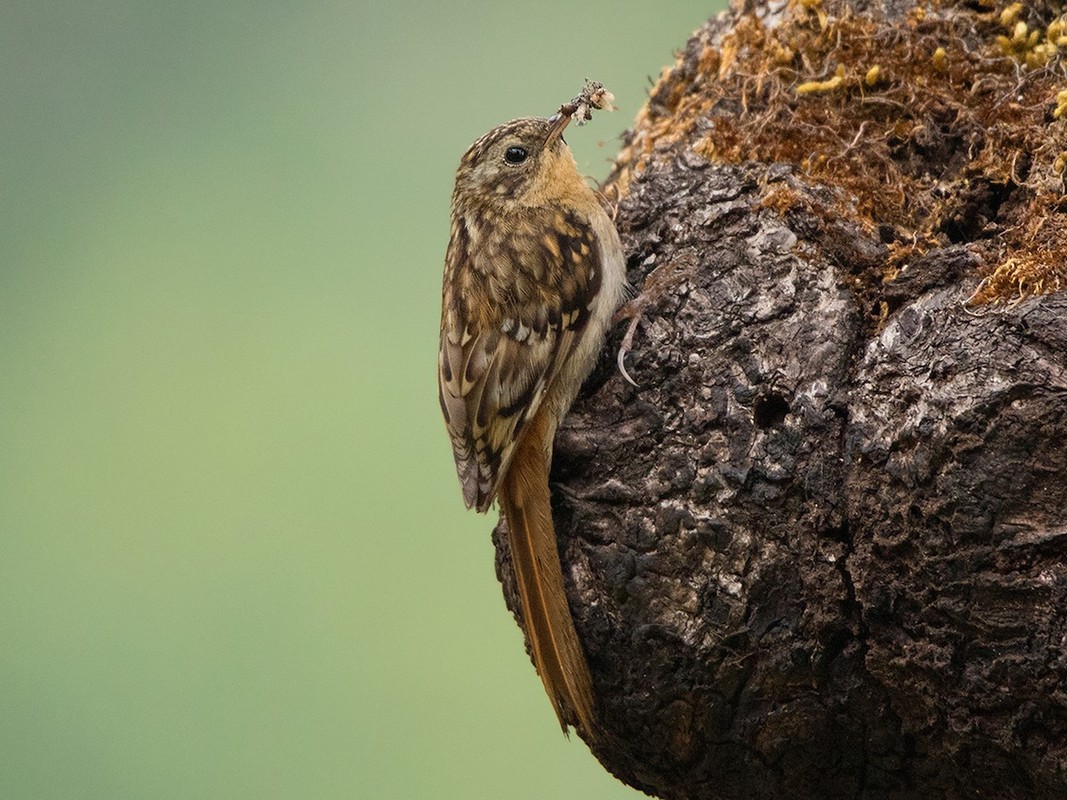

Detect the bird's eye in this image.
[504,146,528,165]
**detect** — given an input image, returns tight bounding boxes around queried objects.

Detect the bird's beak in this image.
[545,112,571,145]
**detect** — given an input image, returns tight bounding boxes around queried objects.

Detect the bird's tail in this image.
[498,414,596,738]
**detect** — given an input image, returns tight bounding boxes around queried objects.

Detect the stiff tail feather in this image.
[498,413,596,737]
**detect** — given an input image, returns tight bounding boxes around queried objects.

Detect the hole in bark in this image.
[938,179,1011,243]
[821,524,850,543]
[753,392,790,428]
[878,224,901,244]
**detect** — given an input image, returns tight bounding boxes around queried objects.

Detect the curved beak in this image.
[545,112,571,145]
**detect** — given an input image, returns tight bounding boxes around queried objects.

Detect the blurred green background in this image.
[0,3,719,798]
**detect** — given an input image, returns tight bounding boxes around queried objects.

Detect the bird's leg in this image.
[611,253,697,387]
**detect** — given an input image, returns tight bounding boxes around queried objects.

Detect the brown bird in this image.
[438,111,626,737]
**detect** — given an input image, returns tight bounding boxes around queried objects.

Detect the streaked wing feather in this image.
[439,208,602,511]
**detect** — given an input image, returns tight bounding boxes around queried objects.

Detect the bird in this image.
[437,110,626,737]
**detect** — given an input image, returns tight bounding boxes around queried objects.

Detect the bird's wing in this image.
[438,209,603,512]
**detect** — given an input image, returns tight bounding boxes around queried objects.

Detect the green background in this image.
[1,3,718,798]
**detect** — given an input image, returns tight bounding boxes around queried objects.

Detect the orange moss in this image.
[970,255,1067,303]
[611,1,1067,305]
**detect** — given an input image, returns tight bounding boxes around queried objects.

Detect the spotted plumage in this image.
[439,118,607,513]
[437,111,626,737]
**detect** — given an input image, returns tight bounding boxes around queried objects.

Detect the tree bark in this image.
[496,1,1067,797]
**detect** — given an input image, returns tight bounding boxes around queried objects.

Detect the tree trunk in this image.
[496,1,1067,797]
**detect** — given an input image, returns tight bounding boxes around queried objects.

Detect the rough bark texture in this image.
[495,1,1067,797]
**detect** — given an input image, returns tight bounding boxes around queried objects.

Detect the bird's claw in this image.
[613,295,646,388]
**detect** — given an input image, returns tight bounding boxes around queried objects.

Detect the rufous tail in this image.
[498,412,596,738]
